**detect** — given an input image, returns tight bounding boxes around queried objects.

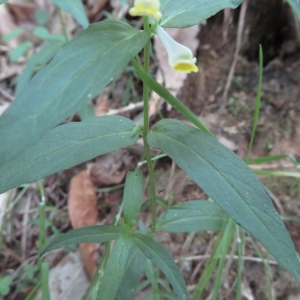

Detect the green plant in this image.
[0,276,12,297]
[1,0,300,299]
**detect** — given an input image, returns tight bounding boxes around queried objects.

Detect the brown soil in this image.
[1,0,300,299]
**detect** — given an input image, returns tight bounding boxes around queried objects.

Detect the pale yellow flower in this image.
[129,0,162,20]
[156,25,198,73]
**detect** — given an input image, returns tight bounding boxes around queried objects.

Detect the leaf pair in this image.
[0,116,139,193]
[0,20,148,168]
[41,225,189,300]
[147,119,300,284]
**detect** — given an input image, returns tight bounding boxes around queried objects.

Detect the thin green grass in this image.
[235,225,244,300]
[247,45,263,157]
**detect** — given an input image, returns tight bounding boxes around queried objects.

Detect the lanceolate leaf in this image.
[132,232,189,300]
[157,200,228,232]
[41,225,125,257]
[51,0,89,29]
[0,20,148,167]
[160,0,243,28]
[123,169,144,227]
[116,244,146,300]
[147,119,300,284]
[0,116,139,194]
[97,235,132,300]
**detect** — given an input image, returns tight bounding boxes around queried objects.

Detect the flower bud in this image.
[156,25,198,73]
[129,0,162,20]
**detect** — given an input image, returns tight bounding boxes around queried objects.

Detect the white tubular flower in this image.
[156,25,198,73]
[129,0,162,20]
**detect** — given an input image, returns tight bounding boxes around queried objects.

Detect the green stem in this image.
[132,58,213,136]
[58,8,69,43]
[142,17,157,234]
[236,225,244,300]
[247,45,263,157]
[38,180,46,255]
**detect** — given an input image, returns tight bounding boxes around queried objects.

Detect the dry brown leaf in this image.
[79,243,99,280]
[95,94,109,116]
[6,0,37,23]
[68,170,98,228]
[68,170,99,279]
[50,8,77,37]
[0,4,19,49]
[88,149,132,186]
[0,55,23,81]
[87,0,109,20]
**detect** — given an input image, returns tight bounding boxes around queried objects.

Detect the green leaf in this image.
[41,262,50,300]
[287,0,300,21]
[51,0,89,29]
[0,0,9,4]
[123,169,144,227]
[0,276,12,296]
[35,10,48,25]
[132,232,189,300]
[9,41,32,62]
[160,0,243,28]
[132,58,212,136]
[147,119,300,284]
[41,225,125,257]
[33,27,65,42]
[0,116,139,193]
[116,244,146,300]
[157,200,228,232]
[0,20,148,166]
[97,235,132,300]
[3,28,25,42]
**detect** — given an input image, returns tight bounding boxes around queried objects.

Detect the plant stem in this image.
[58,8,69,43]
[142,17,157,234]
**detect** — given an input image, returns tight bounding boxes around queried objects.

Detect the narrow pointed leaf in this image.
[116,244,146,300]
[97,235,132,300]
[0,20,148,166]
[132,232,189,300]
[41,225,125,257]
[147,119,300,284]
[157,200,228,232]
[160,0,243,28]
[123,169,144,227]
[0,116,138,193]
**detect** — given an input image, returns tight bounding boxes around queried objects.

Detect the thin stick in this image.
[106,101,143,115]
[175,254,277,265]
[222,0,249,106]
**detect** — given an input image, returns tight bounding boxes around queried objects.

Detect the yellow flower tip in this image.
[129,0,162,20]
[173,61,199,73]
[155,25,199,74]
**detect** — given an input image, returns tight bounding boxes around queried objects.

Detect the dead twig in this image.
[0,88,15,102]
[106,101,143,115]
[222,0,249,107]
[176,254,277,265]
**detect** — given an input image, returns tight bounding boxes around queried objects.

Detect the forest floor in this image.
[0,0,300,299]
